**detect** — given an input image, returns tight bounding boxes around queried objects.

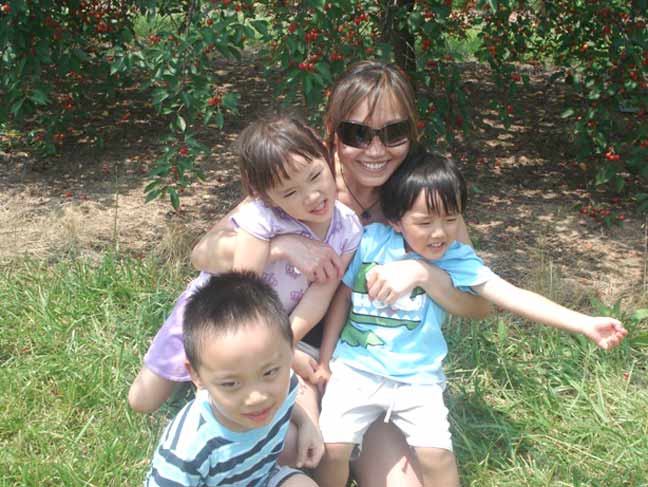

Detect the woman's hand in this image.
[365,260,427,304]
[271,234,343,283]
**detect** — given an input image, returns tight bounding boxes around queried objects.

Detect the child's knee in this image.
[279,473,318,487]
[127,382,154,413]
[323,443,355,465]
[414,447,459,486]
[127,368,176,413]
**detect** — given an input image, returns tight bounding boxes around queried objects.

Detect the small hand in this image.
[295,416,325,469]
[273,235,342,283]
[292,350,319,384]
[366,260,425,304]
[312,364,332,395]
[582,317,628,350]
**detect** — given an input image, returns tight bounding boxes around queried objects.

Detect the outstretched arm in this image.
[474,277,628,350]
[366,259,492,319]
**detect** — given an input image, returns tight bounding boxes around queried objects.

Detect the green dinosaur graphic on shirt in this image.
[340,262,426,348]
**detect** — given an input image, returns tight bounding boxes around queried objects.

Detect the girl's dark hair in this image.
[381,147,467,222]
[236,114,330,197]
[183,271,293,369]
[324,60,419,151]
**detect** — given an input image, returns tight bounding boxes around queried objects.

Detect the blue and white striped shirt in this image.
[145,374,298,487]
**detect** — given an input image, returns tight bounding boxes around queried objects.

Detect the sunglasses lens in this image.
[337,122,372,148]
[381,121,410,147]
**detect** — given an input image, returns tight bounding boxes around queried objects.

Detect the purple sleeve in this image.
[229,200,275,241]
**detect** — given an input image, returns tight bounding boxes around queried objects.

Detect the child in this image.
[145,271,323,487]
[129,115,362,413]
[313,149,628,487]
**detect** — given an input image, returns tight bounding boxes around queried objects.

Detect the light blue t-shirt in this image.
[145,374,298,487]
[333,223,496,385]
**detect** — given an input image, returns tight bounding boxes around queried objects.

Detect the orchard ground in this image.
[1,53,646,307]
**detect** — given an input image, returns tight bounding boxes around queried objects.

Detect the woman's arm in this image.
[190,199,249,274]
[232,230,269,275]
[191,201,343,281]
[474,277,627,349]
[366,259,492,319]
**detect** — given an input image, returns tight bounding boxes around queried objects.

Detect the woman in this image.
[191,60,490,486]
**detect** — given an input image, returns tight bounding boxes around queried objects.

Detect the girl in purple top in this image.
[129,115,362,414]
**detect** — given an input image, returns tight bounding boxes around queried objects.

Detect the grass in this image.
[1,253,646,486]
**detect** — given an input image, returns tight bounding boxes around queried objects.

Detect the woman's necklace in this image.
[341,168,379,222]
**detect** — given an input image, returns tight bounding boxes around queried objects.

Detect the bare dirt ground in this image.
[1,54,646,308]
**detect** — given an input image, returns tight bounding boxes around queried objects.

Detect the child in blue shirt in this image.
[313,148,628,487]
[145,271,323,487]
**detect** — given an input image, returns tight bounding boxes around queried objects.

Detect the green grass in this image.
[1,254,646,486]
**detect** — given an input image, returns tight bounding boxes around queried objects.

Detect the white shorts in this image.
[319,360,453,451]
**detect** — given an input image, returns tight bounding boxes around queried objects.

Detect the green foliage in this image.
[1,0,646,209]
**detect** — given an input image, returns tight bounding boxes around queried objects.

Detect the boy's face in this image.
[264,155,337,228]
[186,318,293,432]
[391,190,460,260]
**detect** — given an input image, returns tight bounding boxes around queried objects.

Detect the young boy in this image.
[313,149,628,487]
[145,271,323,487]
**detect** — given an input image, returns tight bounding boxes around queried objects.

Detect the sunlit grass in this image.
[1,253,646,486]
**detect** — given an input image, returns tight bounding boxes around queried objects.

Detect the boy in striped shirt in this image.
[145,272,323,487]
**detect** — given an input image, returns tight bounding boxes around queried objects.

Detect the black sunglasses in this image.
[336,120,410,149]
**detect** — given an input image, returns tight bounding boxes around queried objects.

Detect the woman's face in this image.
[335,93,411,190]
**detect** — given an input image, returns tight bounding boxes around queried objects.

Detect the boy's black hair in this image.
[381,146,467,222]
[183,271,293,369]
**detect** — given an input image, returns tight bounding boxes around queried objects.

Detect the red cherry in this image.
[178,147,189,156]
[1,4,10,13]
[298,63,306,71]
[506,105,513,114]
[416,120,425,130]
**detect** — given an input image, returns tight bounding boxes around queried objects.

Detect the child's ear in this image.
[185,361,204,390]
[388,220,403,234]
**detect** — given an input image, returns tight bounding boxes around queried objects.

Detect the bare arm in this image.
[290,401,324,469]
[290,253,354,342]
[318,283,352,370]
[191,198,250,274]
[417,261,491,319]
[191,200,343,281]
[232,230,269,275]
[366,259,492,319]
[474,277,627,349]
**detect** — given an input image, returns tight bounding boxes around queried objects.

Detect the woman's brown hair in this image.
[324,60,419,151]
